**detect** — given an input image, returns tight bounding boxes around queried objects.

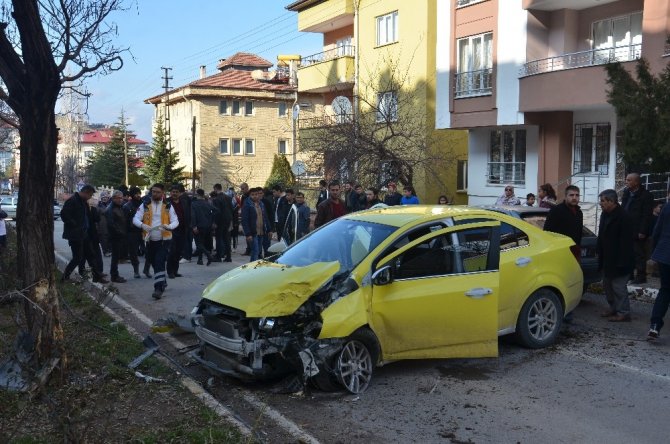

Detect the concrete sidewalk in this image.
[53,220,256,321]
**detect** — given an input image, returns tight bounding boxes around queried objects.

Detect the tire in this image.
[334,329,380,394]
[515,289,563,349]
[310,368,340,392]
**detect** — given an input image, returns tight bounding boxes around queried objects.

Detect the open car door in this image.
[370,222,501,361]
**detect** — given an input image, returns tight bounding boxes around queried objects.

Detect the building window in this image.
[376,11,398,46]
[573,123,610,175]
[245,101,254,116]
[219,138,229,155]
[455,32,493,98]
[219,100,229,115]
[457,159,468,191]
[278,139,287,155]
[376,91,398,123]
[232,138,242,155]
[456,0,486,7]
[232,100,241,115]
[245,139,255,155]
[488,129,526,185]
[592,12,642,63]
[278,102,287,117]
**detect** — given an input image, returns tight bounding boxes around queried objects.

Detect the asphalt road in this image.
[52,221,670,443]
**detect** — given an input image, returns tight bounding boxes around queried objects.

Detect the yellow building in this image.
[145,53,307,190]
[286,0,468,204]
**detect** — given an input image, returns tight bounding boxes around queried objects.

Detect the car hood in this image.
[201,260,341,317]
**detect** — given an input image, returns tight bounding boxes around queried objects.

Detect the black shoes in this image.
[168,273,175,279]
[151,288,163,300]
[111,276,127,283]
[224,257,232,262]
[197,259,204,265]
[93,275,109,284]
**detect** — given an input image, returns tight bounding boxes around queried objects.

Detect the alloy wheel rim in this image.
[337,340,372,394]
[527,297,558,341]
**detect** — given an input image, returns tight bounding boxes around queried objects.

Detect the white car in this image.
[0,196,17,219]
[0,196,61,220]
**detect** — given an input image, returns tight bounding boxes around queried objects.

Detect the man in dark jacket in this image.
[314,181,346,228]
[179,185,193,263]
[212,183,234,262]
[272,185,290,242]
[123,186,143,278]
[597,189,635,322]
[191,188,218,265]
[61,184,108,282]
[544,185,583,260]
[105,190,128,283]
[621,173,655,284]
[383,181,402,206]
[241,187,271,262]
[316,179,328,207]
[166,184,187,277]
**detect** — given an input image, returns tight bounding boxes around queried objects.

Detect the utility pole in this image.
[123,116,129,186]
[161,66,173,150]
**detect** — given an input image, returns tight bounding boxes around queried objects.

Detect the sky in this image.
[80,1,323,143]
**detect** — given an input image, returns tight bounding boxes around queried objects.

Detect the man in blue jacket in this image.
[241,187,271,262]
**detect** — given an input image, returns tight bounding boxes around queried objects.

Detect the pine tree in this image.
[86,114,140,187]
[143,116,184,186]
[606,58,670,172]
[265,154,296,189]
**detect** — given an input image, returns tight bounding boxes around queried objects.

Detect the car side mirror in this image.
[371,265,393,286]
[268,239,287,254]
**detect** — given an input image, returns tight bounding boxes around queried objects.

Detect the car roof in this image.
[478,205,549,217]
[344,205,521,227]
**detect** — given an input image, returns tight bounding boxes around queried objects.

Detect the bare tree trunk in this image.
[15,70,64,377]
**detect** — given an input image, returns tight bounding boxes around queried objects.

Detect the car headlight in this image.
[258,317,276,332]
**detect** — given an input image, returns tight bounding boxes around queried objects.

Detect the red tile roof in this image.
[80,129,147,145]
[217,52,273,70]
[187,68,295,92]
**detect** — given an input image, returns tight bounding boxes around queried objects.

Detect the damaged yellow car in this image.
[192,206,583,394]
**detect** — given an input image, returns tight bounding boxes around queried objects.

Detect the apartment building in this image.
[287,0,469,204]
[144,52,321,190]
[436,0,670,205]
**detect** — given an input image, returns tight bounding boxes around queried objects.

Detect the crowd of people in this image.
[500,174,670,340]
[54,172,670,339]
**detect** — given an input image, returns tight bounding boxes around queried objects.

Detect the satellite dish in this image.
[331,96,352,122]
[291,160,306,176]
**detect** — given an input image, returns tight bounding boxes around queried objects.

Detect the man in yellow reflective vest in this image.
[133,183,179,299]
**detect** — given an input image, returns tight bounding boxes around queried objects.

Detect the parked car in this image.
[191,206,583,393]
[481,206,599,287]
[0,196,62,220]
[0,195,17,219]
[53,200,61,220]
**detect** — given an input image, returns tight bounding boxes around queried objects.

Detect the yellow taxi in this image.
[192,206,583,393]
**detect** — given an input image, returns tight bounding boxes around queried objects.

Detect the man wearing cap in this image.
[384,182,402,206]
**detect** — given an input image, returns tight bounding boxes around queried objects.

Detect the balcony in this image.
[520,44,642,77]
[296,0,354,32]
[298,46,355,93]
[454,68,493,98]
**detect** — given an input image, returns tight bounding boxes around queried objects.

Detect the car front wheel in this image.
[515,289,563,349]
[335,329,379,394]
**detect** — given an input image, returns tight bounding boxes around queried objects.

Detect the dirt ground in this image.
[0,227,244,443]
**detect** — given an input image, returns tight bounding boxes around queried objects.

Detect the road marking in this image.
[54,251,320,443]
[560,349,670,383]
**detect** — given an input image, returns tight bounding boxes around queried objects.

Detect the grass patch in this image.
[0,225,245,443]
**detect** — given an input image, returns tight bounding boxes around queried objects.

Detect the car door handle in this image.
[515,257,532,267]
[465,288,493,299]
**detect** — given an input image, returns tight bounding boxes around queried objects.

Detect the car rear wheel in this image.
[335,329,379,394]
[516,289,563,349]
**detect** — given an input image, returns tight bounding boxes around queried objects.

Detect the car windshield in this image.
[276,218,397,273]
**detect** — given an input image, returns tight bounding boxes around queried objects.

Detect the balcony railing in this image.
[301,45,355,68]
[454,68,493,98]
[299,113,353,129]
[456,0,486,7]
[521,44,642,77]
